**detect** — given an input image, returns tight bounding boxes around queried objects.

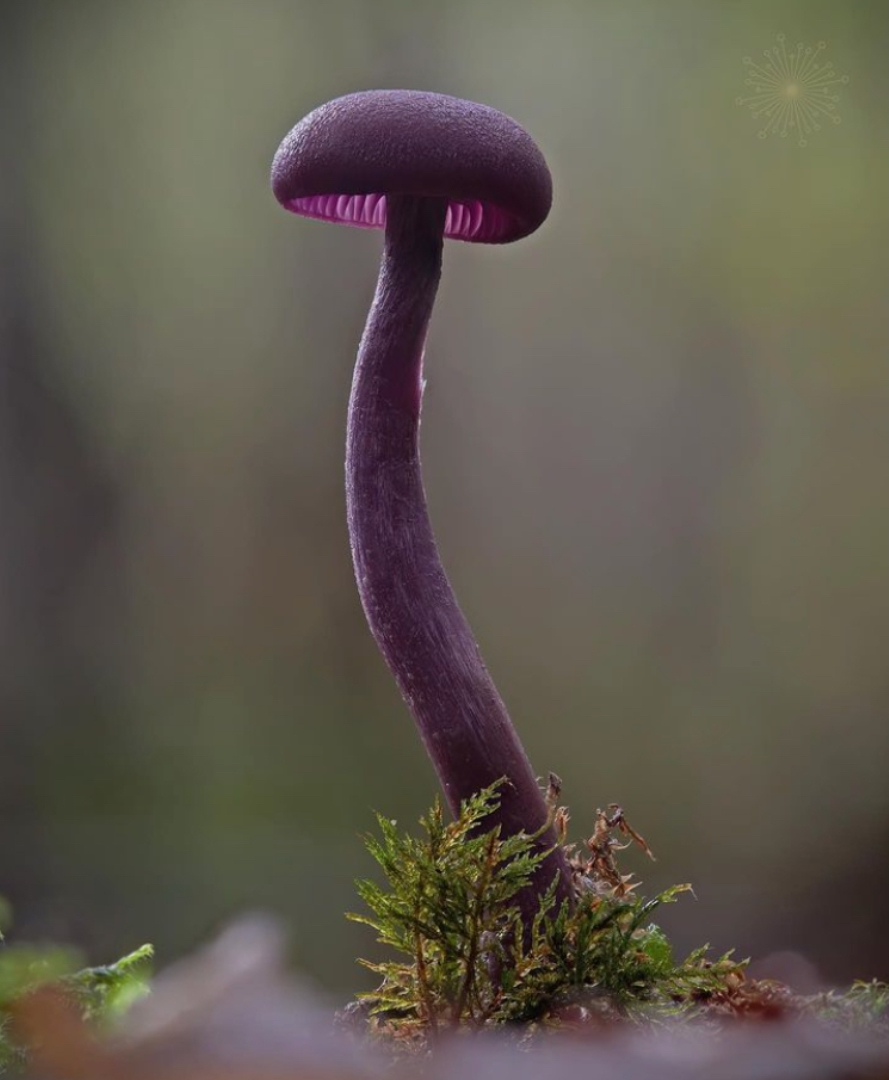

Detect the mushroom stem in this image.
[346,193,573,922]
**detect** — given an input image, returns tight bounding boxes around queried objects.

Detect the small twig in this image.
[452,830,499,1025]
[414,906,438,1040]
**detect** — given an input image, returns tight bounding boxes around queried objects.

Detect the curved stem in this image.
[346,193,572,921]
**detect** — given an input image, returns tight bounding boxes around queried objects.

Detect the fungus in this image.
[272,90,572,919]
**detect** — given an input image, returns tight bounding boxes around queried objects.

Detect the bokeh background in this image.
[1,0,887,995]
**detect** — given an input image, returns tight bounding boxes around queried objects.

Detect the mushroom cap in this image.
[271,90,551,244]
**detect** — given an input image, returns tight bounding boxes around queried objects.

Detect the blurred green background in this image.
[1,0,887,994]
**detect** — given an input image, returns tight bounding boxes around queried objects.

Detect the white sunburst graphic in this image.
[737,34,848,146]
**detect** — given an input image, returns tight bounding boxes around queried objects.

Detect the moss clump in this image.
[349,782,889,1049]
[348,781,758,1047]
[807,980,889,1033]
[0,898,152,1075]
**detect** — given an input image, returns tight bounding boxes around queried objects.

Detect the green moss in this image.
[0,899,152,1074]
[349,783,888,1048]
[348,782,745,1046]
[807,979,889,1032]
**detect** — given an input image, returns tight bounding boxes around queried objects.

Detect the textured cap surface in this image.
[271,90,551,244]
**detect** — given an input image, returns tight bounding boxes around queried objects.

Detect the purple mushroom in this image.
[271,90,572,919]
